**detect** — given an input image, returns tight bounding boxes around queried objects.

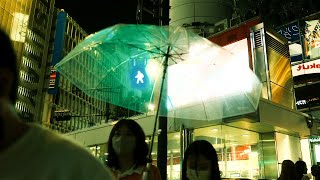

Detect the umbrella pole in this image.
[145,47,170,178]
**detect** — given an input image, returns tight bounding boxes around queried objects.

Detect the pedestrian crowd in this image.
[277,159,320,180]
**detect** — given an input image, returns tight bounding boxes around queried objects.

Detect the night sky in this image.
[55,0,138,34]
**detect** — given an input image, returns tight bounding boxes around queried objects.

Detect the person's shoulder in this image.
[29,124,115,179]
[150,164,161,180]
[302,174,311,180]
[33,124,94,161]
[29,124,83,152]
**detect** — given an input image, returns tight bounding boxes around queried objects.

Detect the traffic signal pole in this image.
[137,1,170,179]
[157,0,170,179]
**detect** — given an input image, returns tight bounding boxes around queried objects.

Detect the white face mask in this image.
[186,169,210,180]
[112,135,136,155]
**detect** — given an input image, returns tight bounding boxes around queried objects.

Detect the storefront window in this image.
[193,125,260,179]
[310,137,320,165]
[87,144,108,163]
[149,132,181,180]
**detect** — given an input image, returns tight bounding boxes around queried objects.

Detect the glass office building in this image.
[42,9,108,133]
[0,0,55,122]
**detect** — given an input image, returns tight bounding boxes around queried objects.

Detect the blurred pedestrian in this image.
[278,160,297,180]
[311,165,320,180]
[0,29,114,180]
[182,140,221,180]
[107,119,161,180]
[296,160,310,180]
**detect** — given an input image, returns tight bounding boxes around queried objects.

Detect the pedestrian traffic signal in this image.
[130,58,150,89]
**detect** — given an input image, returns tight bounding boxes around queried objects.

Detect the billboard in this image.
[48,11,67,94]
[277,21,300,42]
[276,21,303,62]
[304,19,320,59]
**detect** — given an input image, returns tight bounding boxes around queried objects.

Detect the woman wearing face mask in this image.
[107,119,161,180]
[182,140,221,180]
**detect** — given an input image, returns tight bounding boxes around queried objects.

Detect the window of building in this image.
[193,125,260,179]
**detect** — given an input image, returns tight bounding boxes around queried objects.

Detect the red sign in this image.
[231,145,251,160]
[292,59,320,77]
[49,66,57,89]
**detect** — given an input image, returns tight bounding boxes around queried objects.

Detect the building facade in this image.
[0,0,55,122]
[275,12,320,167]
[42,9,108,133]
[63,18,318,179]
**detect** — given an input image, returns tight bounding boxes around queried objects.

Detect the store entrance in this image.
[193,125,260,179]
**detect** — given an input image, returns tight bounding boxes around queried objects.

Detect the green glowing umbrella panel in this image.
[55,24,262,121]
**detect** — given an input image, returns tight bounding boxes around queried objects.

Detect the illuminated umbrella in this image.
[55,24,261,120]
[55,24,262,160]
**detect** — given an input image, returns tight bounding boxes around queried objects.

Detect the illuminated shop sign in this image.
[276,21,303,62]
[292,59,320,77]
[277,21,300,42]
[296,97,320,106]
[295,83,320,109]
[231,145,251,160]
[48,66,57,89]
[310,137,320,143]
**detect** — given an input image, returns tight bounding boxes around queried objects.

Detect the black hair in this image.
[278,159,297,180]
[107,119,148,169]
[0,29,18,104]
[311,165,320,177]
[295,160,307,180]
[182,140,220,180]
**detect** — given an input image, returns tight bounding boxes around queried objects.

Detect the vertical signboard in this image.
[48,11,67,94]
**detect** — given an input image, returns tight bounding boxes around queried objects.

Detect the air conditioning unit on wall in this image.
[207,19,228,35]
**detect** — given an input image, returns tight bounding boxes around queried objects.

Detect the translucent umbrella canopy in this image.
[55,24,262,121]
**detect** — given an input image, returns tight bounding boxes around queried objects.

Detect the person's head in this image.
[296,160,308,178]
[182,140,220,180]
[279,160,297,180]
[107,119,148,169]
[0,29,18,104]
[311,165,320,176]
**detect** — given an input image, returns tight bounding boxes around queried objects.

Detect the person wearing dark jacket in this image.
[278,160,297,180]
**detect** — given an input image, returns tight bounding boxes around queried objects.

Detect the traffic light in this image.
[130,58,150,89]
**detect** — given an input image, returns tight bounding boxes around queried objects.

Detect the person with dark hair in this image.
[182,140,221,180]
[278,160,297,180]
[296,160,310,180]
[311,165,320,180]
[0,29,114,179]
[107,119,161,180]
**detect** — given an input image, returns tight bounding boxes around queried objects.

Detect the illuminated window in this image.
[10,12,28,42]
